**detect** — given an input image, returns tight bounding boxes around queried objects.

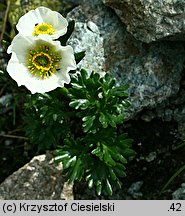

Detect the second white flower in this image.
[16,6,68,39]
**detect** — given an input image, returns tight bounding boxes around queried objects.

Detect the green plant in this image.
[24,69,135,195]
[55,70,135,196]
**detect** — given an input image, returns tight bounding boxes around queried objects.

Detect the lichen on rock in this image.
[103,0,185,43]
[0,152,73,200]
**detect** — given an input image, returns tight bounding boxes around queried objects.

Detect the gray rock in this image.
[145,152,157,162]
[127,181,143,199]
[0,94,13,114]
[0,152,73,200]
[141,111,156,122]
[67,17,105,74]
[102,0,185,43]
[173,106,185,139]
[177,122,185,140]
[67,1,185,119]
[172,183,185,200]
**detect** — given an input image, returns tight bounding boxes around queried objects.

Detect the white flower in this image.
[7,34,77,94]
[16,6,68,39]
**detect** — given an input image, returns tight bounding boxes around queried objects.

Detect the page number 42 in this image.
[168,203,182,212]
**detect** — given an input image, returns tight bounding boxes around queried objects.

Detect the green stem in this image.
[161,165,185,194]
[0,0,11,42]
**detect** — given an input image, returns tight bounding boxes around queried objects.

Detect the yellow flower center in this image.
[27,43,62,79]
[32,23,56,36]
[32,52,51,70]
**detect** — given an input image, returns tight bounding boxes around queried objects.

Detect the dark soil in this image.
[126,119,185,199]
[0,105,36,184]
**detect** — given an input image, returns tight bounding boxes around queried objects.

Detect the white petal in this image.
[59,45,77,71]
[24,75,62,94]
[42,9,68,39]
[7,53,31,86]
[54,46,76,86]
[7,34,34,63]
[57,70,71,86]
[16,9,44,35]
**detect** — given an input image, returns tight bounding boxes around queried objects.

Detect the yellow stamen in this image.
[32,23,56,36]
[27,44,62,79]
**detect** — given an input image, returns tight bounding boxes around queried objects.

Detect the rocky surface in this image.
[67,0,185,119]
[172,183,185,200]
[136,76,185,139]
[0,152,73,200]
[102,0,185,43]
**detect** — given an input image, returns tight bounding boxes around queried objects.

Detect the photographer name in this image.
[18,202,114,213]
